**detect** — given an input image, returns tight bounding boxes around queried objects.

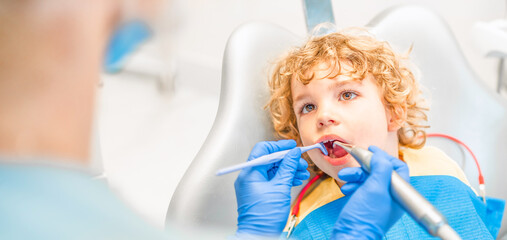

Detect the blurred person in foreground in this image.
[0,1,435,239]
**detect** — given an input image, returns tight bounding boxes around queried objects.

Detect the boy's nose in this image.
[317,111,340,127]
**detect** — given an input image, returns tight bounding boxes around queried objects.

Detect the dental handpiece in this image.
[334,142,462,240]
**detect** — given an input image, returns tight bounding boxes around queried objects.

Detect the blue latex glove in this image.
[332,146,410,240]
[234,140,310,237]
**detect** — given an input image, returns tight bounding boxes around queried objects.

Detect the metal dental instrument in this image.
[333,141,462,240]
[215,143,328,176]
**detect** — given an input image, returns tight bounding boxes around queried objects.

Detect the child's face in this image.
[291,62,400,182]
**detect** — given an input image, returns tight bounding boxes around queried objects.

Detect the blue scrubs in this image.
[285,175,505,239]
[0,161,172,240]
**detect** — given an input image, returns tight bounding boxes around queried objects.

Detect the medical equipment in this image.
[331,141,462,240]
[216,143,327,176]
[471,19,507,93]
[427,133,486,203]
[302,0,335,35]
[167,6,507,238]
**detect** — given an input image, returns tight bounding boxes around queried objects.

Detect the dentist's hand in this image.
[234,140,310,237]
[332,146,410,240]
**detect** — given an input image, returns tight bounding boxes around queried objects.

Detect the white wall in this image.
[173,0,506,92]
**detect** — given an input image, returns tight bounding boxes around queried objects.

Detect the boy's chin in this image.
[324,169,346,187]
[324,154,352,166]
[328,161,361,180]
[312,156,361,177]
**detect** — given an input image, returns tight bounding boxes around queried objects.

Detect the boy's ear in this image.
[387,106,406,132]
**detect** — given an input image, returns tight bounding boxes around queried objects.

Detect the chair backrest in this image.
[167,5,507,237]
[368,6,507,236]
[166,22,301,233]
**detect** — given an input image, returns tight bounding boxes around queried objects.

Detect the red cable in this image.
[426,133,484,185]
[291,173,323,217]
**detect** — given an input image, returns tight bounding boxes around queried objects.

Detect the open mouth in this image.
[322,139,348,159]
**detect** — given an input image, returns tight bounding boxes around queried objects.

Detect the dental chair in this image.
[167,5,507,238]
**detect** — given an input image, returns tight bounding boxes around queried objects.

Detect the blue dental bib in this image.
[284,175,504,239]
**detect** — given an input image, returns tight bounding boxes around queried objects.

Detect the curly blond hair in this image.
[267,29,428,155]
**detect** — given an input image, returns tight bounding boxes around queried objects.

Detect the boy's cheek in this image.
[297,125,313,145]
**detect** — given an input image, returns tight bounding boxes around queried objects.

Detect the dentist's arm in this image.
[332,146,410,240]
[234,140,310,238]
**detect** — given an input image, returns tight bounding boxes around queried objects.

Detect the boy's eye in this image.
[302,104,316,114]
[339,91,357,101]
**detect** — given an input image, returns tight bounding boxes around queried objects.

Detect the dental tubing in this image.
[426,133,486,203]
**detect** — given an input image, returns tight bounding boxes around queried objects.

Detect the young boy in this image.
[266,30,502,239]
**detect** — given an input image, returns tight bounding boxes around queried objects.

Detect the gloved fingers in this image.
[273,148,301,183]
[248,140,297,160]
[390,157,409,182]
[236,165,269,185]
[268,158,308,181]
[293,179,303,186]
[333,147,407,239]
[338,167,367,183]
[237,157,279,183]
[266,162,280,179]
[294,169,310,181]
[297,158,309,171]
[368,146,392,161]
[241,158,275,181]
[340,182,362,196]
[292,158,309,185]
[368,146,409,181]
[364,147,394,193]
